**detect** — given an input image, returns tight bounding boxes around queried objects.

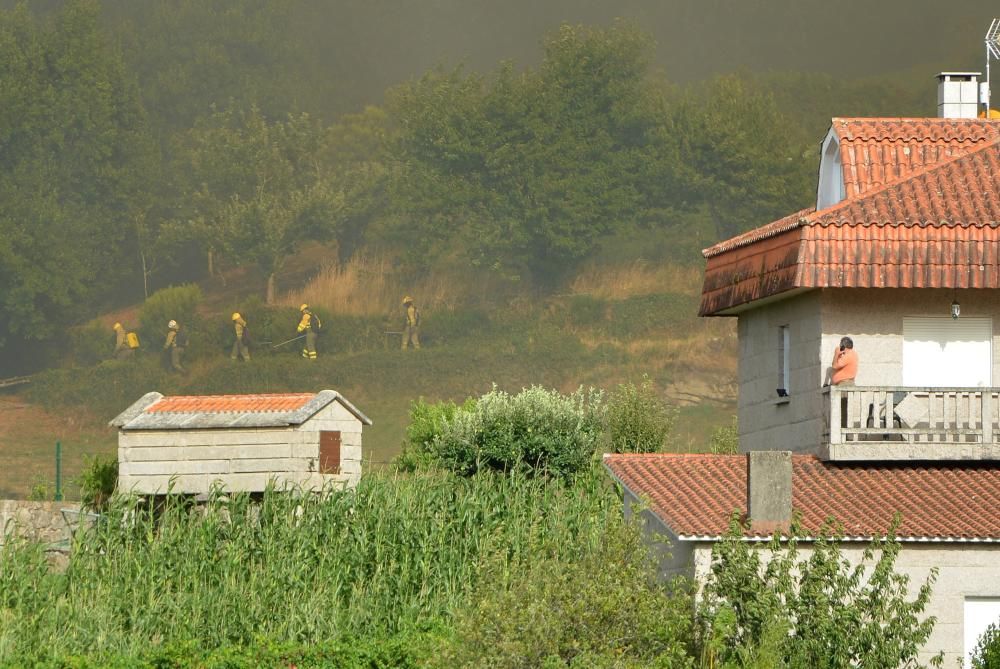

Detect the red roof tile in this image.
[700,139,1000,315]
[146,393,316,414]
[832,118,1000,198]
[604,453,1000,541]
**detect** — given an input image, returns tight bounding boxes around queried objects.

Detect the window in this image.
[903,317,992,387]
[778,325,790,394]
[965,598,1000,668]
[816,133,845,210]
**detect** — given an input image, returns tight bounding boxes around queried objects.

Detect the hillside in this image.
[0,248,736,499]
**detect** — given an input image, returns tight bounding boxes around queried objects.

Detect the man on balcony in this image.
[831,337,858,386]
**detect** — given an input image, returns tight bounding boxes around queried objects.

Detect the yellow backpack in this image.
[126,332,140,349]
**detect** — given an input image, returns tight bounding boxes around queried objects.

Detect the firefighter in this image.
[112,322,132,359]
[401,296,420,350]
[163,320,186,372]
[297,304,319,360]
[231,312,250,362]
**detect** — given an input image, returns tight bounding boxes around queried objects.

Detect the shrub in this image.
[138,284,203,355]
[77,455,117,512]
[973,623,1000,669]
[395,398,475,472]
[697,516,942,668]
[603,377,676,453]
[431,385,604,478]
[446,518,695,668]
[709,416,738,454]
[67,319,114,366]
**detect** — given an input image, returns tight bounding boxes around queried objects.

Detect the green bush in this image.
[604,377,676,453]
[973,623,1000,669]
[709,416,739,455]
[447,519,695,668]
[395,398,475,472]
[697,516,942,668]
[430,385,605,478]
[138,284,203,348]
[77,455,117,512]
[67,319,114,366]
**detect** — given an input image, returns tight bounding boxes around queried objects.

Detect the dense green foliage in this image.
[973,623,1000,669]
[604,377,677,453]
[0,0,947,369]
[697,517,942,668]
[0,469,623,665]
[401,385,605,477]
[448,518,695,668]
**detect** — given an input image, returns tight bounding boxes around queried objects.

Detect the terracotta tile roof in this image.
[109,390,373,430]
[604,453,1000,541]
[700,139,1000,315]
[832,118,1000,198]
[146,393,315,414]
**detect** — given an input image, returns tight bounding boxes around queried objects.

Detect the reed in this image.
[0,468,618,664]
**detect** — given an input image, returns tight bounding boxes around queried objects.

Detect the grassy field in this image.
[0,253,737,499]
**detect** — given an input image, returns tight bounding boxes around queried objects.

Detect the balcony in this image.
[823,385,1000,461]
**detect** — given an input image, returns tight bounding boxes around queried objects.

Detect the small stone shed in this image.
[111,390,372,495]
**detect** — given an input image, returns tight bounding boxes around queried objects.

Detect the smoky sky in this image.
[292,0,993,106]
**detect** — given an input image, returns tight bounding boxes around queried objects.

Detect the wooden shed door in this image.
[319,431,341,474]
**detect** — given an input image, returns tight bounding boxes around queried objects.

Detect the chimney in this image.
[746,451,792,532]
[937,72,981,119]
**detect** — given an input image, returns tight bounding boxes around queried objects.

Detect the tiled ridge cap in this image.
[831,117,1000,143]
[702,208,813,258]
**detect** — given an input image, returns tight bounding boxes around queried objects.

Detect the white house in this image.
[607,73,1000,667]
[111,390,371,495]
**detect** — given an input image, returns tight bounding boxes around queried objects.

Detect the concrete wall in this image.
[737,291,825,453]
[0,500,81,547]
[681,540,1000,667]
[623,490,695,580]
[737,288,1000,456]
[118,401,365,494]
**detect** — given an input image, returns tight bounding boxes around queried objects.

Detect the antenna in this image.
[984,19,1000,114]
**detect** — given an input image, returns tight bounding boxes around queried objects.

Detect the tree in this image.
[698,516,943,668]
[972,622,1000,669]
[177,106,342,303]
[387,22,684,285]
[0,0,154,349]
[671,75,814,241]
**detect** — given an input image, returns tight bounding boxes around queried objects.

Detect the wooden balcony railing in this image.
[826,386,998,446]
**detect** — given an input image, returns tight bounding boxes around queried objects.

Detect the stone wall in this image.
[0,500,82,547]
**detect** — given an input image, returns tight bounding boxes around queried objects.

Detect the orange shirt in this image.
[832,348,858,385]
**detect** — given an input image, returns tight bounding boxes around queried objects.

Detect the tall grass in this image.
[570,261,704,300]
[0,468,618,664]
[281,253,496,317]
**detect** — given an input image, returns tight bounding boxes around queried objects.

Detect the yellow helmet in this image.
[300,303,309,312]
[402,296,413,305]
[113,322,123,331]
[232,312,241,321]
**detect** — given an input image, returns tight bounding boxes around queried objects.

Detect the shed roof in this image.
[604,453,1000,542]
[700,134,1000,315]
[110,390,372,430]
